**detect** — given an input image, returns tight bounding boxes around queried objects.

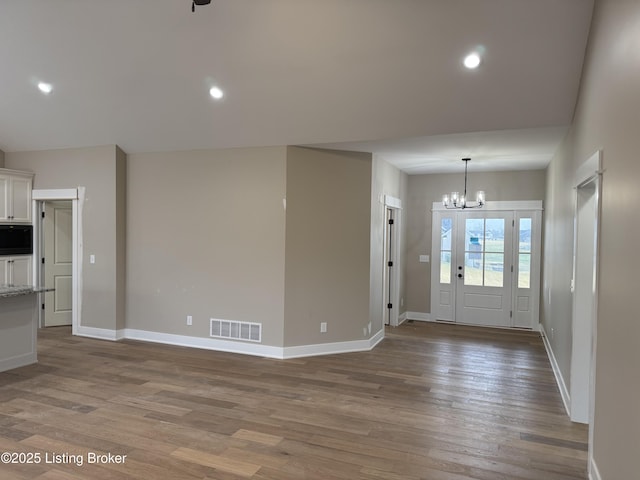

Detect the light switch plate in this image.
[419,255,430,263]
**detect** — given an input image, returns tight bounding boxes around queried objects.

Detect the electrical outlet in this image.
[186,315,193,326]
[320,322,327,333]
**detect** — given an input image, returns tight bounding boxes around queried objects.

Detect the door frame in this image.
[383,195,402,327]
[570,151,602,443]
[32,188,84,335]
[431,201,543,327]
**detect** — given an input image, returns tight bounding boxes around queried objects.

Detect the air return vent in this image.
[210,318,262,343]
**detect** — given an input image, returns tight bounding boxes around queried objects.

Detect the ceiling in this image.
[0,0,593,173]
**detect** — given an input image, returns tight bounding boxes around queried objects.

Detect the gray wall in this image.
[543,0,640,476]
[284,147,372,346]
[406,169,546,314]
[0,149,4,167]
[5,145,124,331]
[126,147,287,346]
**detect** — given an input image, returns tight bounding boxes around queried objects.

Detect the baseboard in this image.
[0,352,37,373]
[124,328,283,359]
[122,327,385,360]
[589,456,602,480]
[398,312,407,325]
[405,312,433,322]
[76,325,121,341]
[282,328,385,359]
[540,324,571,417]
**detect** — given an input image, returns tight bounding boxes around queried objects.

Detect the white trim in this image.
[432,200,543,212]
[74,187,84,336]
[382,202,402,327]
[576,150,602,188]
[283,328,385,359]
[32,188,78,201]
[406,311,433,322]
[124,328,284,358]
[90,328,388,360]
[589,457,602,480]
[32,188,83,336]
[398,311,407,325]
[540,324,571,417]
[384,194,402,209]
[76,325,122,341]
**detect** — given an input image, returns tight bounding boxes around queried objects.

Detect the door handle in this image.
[458,273,463,278]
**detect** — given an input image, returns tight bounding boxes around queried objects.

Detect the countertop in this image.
[0,285,54,298]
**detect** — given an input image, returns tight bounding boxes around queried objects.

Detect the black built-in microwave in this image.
[0,225,33,256]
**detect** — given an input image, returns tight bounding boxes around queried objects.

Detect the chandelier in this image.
[442,158,485,209]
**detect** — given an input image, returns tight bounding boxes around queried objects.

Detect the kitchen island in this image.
[0,285,51,373]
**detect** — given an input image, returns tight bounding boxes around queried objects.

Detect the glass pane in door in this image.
[519,253,531,288]
[464,252,483,286]
[463,217,506,287]
[441,252,451,283]
[440,218,453,284]
[519,218,532,252]
[484,253,504,287]
[485,218,505,252]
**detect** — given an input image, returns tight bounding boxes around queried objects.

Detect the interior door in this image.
[44,201,73,327]
[455,211,514,327]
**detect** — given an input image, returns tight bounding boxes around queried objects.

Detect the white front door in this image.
[455,211,514,327]
[44,201,73,327]
[431,202,542,329]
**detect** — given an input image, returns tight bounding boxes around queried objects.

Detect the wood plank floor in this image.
[0,322,587,479]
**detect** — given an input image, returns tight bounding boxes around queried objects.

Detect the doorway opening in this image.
[32,188,83,335]
[382,195,401,327]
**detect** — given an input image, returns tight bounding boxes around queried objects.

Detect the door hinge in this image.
[388,219,394,225]
[388,261,393,267]
[510,310,513,318]
[42,211,45,219]
[512,219,515,227]
[42,303,45,310]
[387,303,393,309]
[42,257,45,264]
[511,265,513,272]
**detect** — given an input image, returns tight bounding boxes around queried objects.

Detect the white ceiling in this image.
[0,0,593,173]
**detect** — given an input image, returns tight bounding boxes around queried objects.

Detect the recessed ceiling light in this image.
[37,82,53,94]
[463,52,481,69]
[209,86,224,100]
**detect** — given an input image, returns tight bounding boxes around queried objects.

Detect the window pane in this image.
[440,251,451,284]
[519,253,531,288]
[519,218,532,253]
[464,252,483,286]
[484,253,504,287]
[465,218,484,251]
[441,218,453,251]
[485,218,505,252]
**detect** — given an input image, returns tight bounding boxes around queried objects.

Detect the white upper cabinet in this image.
[0,170,34,223]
